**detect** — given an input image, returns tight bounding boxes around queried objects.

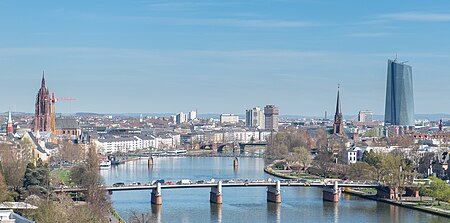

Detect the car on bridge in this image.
[152,179,165,185]
[113,182,125,187]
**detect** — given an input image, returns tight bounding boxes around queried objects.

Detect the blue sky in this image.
[1,0,450,116]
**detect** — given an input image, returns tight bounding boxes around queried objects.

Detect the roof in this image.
[0,202,38,210]
[26,132,47,154]
[56,118,79,129]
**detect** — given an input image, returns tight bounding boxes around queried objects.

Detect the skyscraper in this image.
[245,107,265,129]
[34,73,52,132]
[384,59,415,127]
[333,87,344,135]
[264,105,279,132]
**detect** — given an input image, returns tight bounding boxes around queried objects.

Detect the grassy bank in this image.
[344,189,450,218]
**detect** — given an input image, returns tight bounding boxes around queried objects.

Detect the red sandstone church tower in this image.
[34,73,52,132]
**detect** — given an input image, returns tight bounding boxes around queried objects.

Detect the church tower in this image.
[34,72,52,132]
[332,85,344,135]
[6,111,13,134]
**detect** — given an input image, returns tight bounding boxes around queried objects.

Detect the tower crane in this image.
[51,92,76,143]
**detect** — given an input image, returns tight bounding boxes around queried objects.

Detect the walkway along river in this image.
[100,157,449,223]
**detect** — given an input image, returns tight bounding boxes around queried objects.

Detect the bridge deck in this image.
[58,182,378,193]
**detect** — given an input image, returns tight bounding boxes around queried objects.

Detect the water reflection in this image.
[267,203,281,223]
[103,158,450,223]
[210,203,222,223]
[151,204,162,223]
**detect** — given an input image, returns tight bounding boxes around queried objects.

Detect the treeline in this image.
[0,141,111,222]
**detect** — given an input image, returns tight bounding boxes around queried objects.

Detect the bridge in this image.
[57,179,385,205]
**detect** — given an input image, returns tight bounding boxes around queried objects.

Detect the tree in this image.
[346,162,377,181]
[292,147,312,171]
[422,176,450,205]
[0,142,30,190]
[311,151,335,177]
[0,166,12,202]
[362,150,386,182]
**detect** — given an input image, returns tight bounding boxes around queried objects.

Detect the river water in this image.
[100,157,448,223]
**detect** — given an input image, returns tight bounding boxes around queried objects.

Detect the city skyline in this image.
[1,1,450,115]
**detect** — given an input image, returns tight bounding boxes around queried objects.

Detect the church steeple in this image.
[335,84,342,117]
[7,111,13,134]
[333,84,344,135]
[41,71,46,88]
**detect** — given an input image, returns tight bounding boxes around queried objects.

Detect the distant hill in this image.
[7,112,450,121]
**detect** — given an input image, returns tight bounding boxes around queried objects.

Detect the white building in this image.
[358,110,373,122]
[188,110,197,121]
[246,107,265,129]
[176,112,187,124]
[220,114,239,124]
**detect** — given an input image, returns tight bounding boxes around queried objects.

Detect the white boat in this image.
[99,160,111,170]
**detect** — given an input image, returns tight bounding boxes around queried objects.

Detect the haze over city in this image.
[1,0,450,115]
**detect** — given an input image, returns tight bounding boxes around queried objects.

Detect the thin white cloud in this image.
[347,32,391,37]
[380,12,450,22]
[81,14,317,28]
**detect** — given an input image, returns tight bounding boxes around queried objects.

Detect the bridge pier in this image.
[376,186,398,200]
[323,181,340,202]
[210,181,223,204]
[151,182,162,205]
[148,156,154,166]
[267,180,281,203]
[233,157,238,167]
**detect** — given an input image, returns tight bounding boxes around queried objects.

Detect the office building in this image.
[176,112,187,124]
[245,107,265,129]
[384,59,415,127]
[220,114,239,124]
[358,110,373,122]
[264,105,279,132]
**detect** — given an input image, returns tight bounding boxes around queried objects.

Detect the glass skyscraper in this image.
[384,59,415,127]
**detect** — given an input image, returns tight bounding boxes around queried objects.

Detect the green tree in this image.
[423,176,450,205]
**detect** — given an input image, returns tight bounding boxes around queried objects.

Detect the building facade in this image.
[384,59,415,127]
[264,105,279,132]
[220,114,239,124]
[358,110,373,122]
[176,112,187,124]
[245,107,265,129]
[34,73,52,132]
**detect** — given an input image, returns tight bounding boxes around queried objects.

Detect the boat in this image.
[167,149,187,156]
[99,160,111,169]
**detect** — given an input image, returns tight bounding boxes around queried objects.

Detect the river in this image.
[100,157,448,223]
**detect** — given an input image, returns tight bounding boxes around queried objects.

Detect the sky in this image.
[1,0,450,116]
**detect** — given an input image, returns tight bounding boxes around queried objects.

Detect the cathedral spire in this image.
[41,71,46,88]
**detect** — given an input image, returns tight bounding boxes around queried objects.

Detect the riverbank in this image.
[264,162,450,218]
[344,189,450,218]
[264,164,322,180]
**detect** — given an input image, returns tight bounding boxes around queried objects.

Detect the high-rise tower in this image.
[384,59,415,127]
[264,105,279,132]
[34,72,52,132]
[246,107,265,129]
[333,86,344,135]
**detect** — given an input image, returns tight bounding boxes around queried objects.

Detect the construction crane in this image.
[51,92,76,143]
